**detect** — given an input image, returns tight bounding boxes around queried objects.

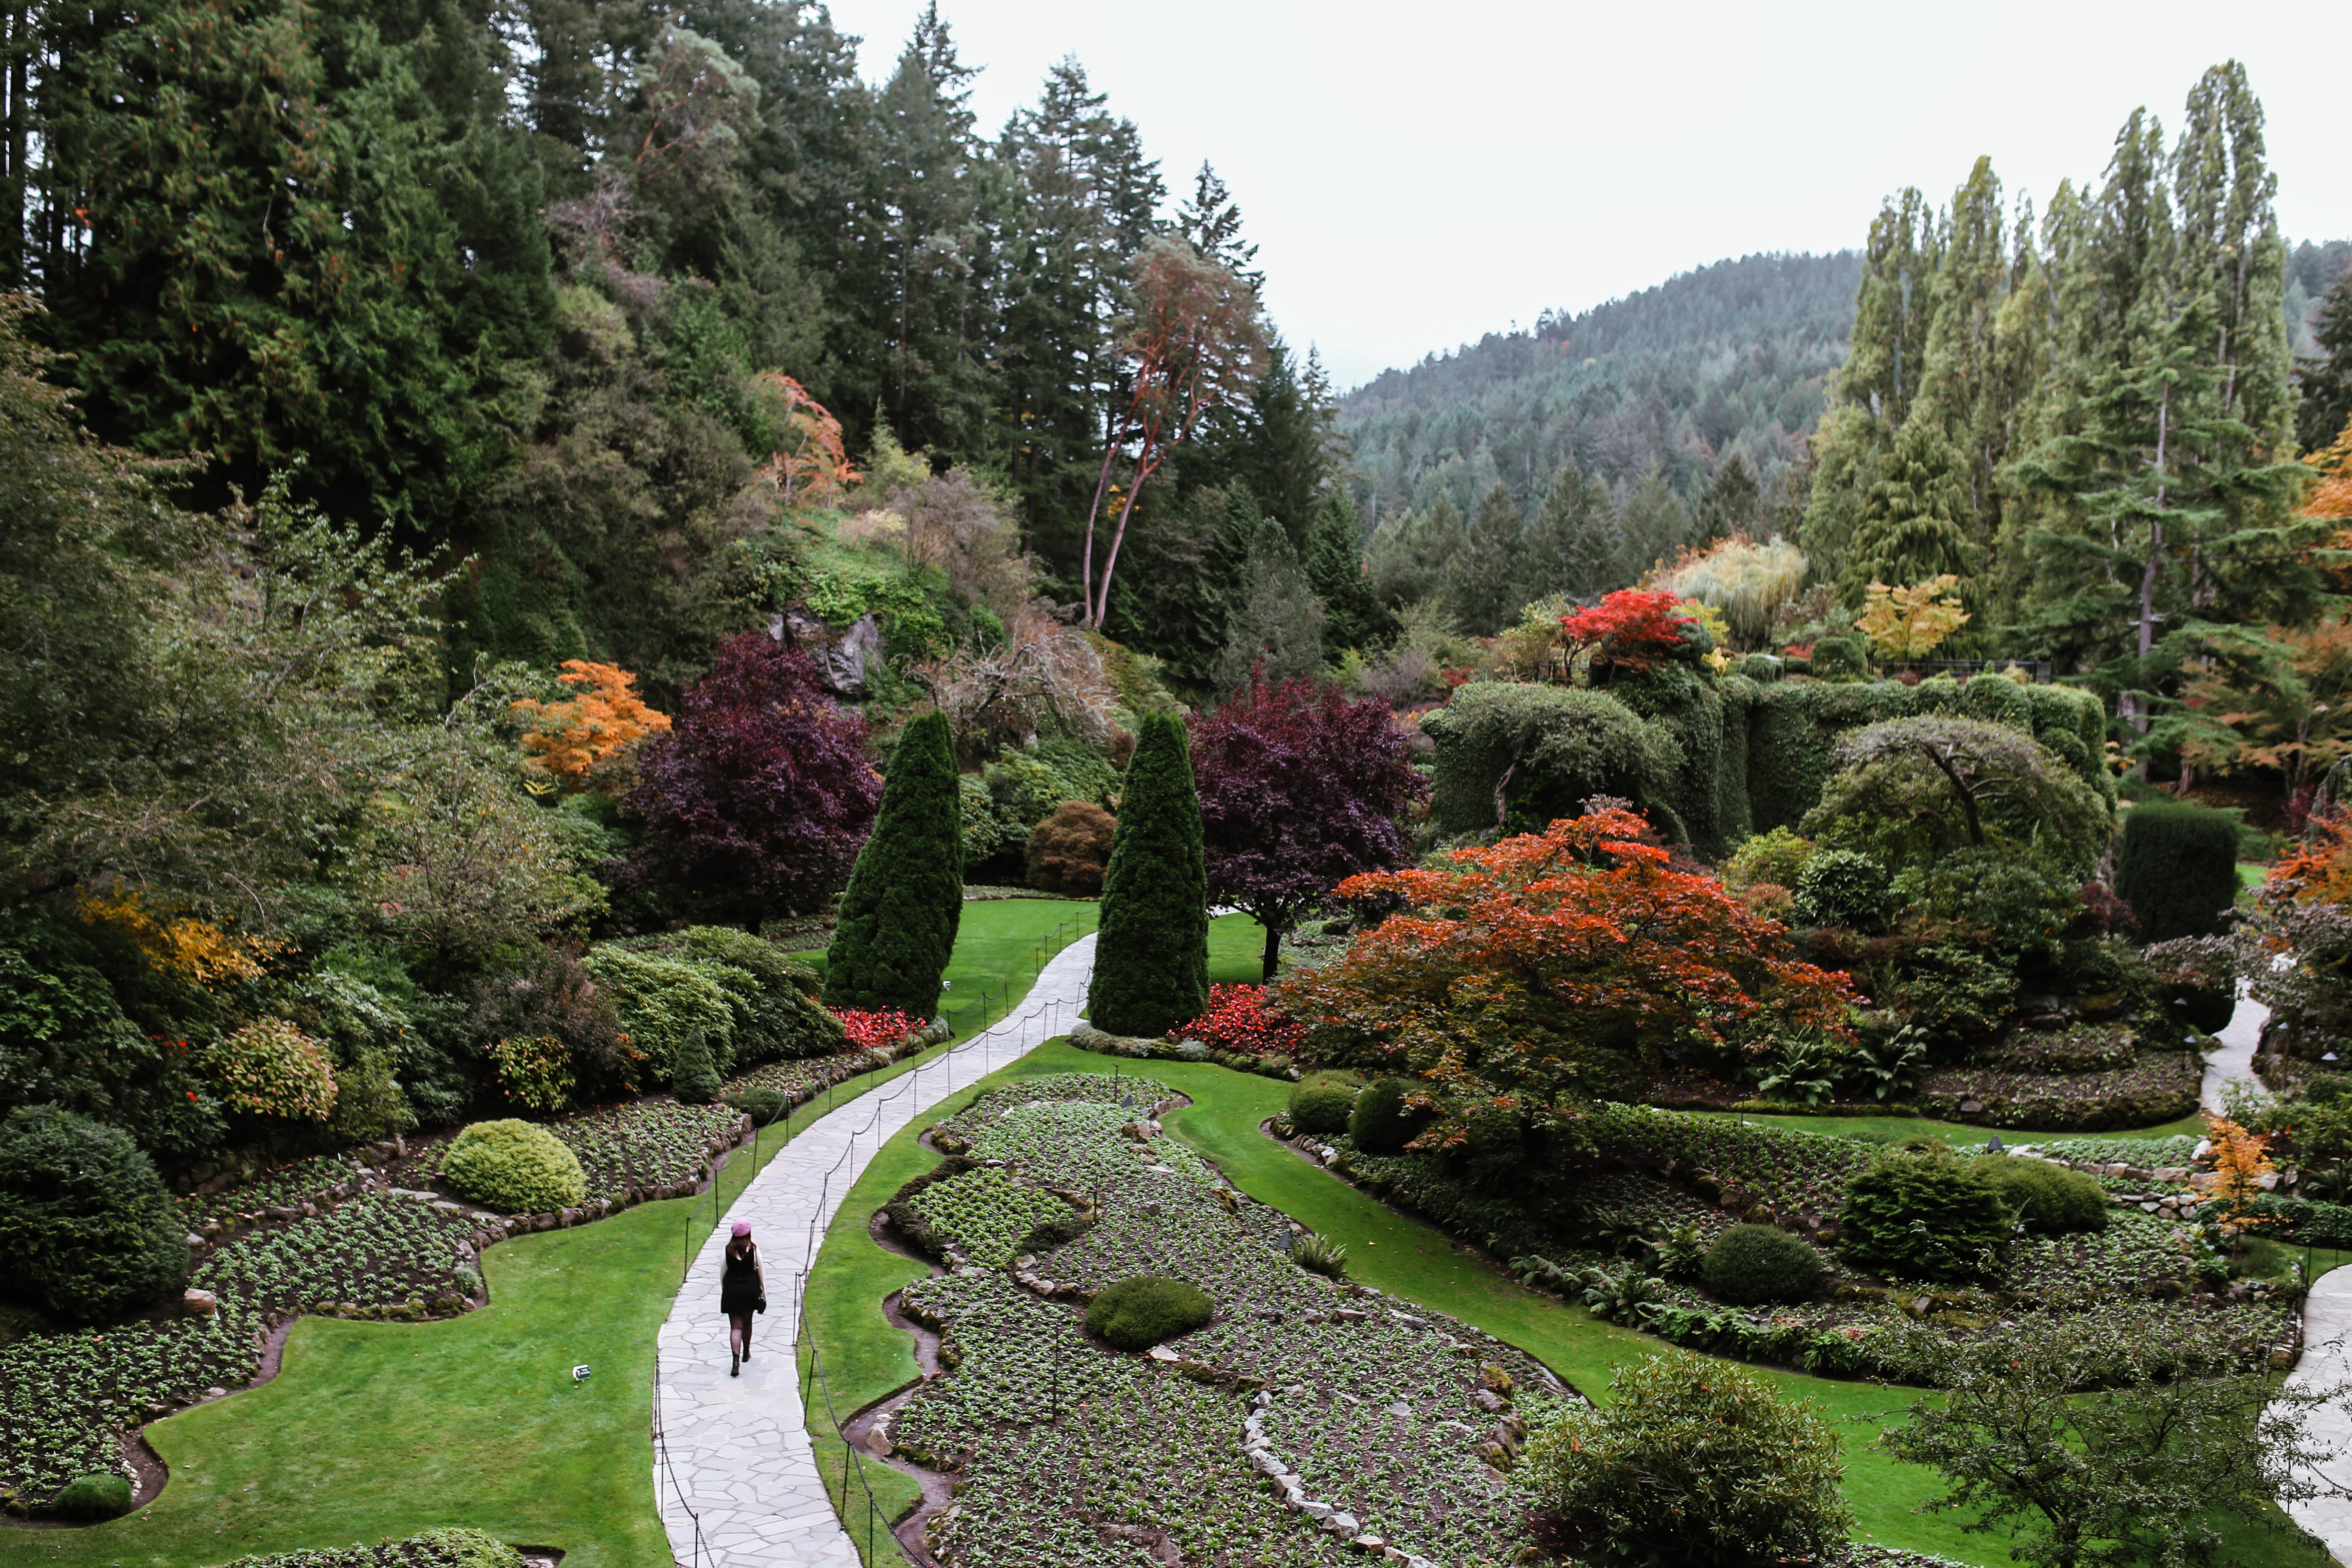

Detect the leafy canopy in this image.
[1801,716,2113,876]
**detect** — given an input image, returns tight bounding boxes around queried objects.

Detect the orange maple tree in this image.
[1278,804,1854,1156]
[752,373,858,507]
[512,661,672,793]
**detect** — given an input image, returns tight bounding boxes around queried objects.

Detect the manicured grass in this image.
[7,902,1087,1568]
[946,1045,2331,1568]
[1209,909,1272,984]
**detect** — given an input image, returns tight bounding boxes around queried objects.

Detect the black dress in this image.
[720,1243,763,1316]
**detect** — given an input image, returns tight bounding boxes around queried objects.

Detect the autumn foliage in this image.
[1175,983,1308,1057]
[1279,805,1854,1155]
[1556,591,1699,676]
[2202,1114,2279,1231]
[511,661,671,793]
[753,373,858,507]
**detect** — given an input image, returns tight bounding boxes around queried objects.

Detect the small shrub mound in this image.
[1027,799,1118,895]
[1700,1223,1823,1305]
[1522,1349,1852,1566]
[670,1026,721,1104]
[50,1471,133,1520]
[441,1118,589,1213]
[1348,1077,1424,1154]
[1793,848,1893,931]
[0,1105,187,1321]
[1839,1145,2012,1280]
[1973,1154,2108,1234]
[1085,1274,1213,1350]
[1287,1077,1359,1135]
[726,1086,787,1124]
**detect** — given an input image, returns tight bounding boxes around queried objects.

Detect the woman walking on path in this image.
[720,1219,765,1377]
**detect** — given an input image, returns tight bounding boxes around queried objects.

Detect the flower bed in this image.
[1914,1050,2200,1130]
[212,1529,523,1568]
[0,1170,478,1513]
[882,1074,1567,1568]
[539,1099,745,1203]
[1981,1023,2140,1074]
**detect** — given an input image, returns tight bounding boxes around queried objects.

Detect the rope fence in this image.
[651,910,1096,1568]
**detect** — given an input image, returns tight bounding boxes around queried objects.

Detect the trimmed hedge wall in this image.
[1428,671,2112,852]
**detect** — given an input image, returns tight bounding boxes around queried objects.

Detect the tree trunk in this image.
[1260,919,1282,983]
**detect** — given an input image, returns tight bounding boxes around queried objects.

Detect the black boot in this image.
[730,1351,739,1377]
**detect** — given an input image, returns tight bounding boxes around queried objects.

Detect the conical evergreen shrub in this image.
[1088,713,1208,1035]
[825,711,965,1017]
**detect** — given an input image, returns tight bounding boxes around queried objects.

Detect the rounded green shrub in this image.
[1348,1077,1423,1154]
[441,1118,588,1213]
[1700,1223,1823,1305]
[1287,1078,1358,1135]
[1521,1349,1851,1565]
[1838,1146,2012,1280]
[0,1105,187,1321]
[50,1471,133,1519]
[2114,803,2241,944]
[1793,848,1894,931]
[1973,1154,2107,1234]
[1085,1274,1213,1350]
[726,1085,787,1124]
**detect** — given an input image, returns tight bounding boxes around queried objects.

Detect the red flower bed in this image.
[1176,984,1307,1056]
[833,1007,921,1051]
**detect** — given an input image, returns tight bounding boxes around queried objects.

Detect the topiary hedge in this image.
[1700,1223,1823,1305]
[1088,714,1209,1036]
[0,1105,187,1321]
[1419,681,1682,840]
[1085,1274,1213,1350]
[50,1471,132,1519]
[2114,803,2241,944]
[825,710,964,1018]
[1972,1154,2107,1234]
[440,1118,589,1213]
[1288,1077,1359,1134]
[1838,1146,2012,1280]
[1348,1077,1424,1154]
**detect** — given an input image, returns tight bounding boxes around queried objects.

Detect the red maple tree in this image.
[1280,804,1854,1154]
[622,634,881,923]
[1557,590,1697,677]
[1190,675,1427,980]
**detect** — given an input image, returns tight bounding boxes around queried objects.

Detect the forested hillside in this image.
[1339,251,1864,527]
[13,0,1357,699]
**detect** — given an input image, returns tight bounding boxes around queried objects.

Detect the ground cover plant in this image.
[879,1072,1572,1568]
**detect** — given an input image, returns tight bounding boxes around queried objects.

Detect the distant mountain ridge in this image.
[1338,251,1864,529]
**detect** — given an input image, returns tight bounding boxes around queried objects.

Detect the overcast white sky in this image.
[820,0,2352,392]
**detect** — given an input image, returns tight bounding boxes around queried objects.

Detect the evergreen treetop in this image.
[824,710,965,1019]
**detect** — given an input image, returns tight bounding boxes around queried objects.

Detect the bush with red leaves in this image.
[833,1008,922,1051]
[1190,676,1426,983]
[1557,590,1700,677]
[621,634,882,924]
[1175,983,1306,1056]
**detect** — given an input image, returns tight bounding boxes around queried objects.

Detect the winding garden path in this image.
[651,935,1096,1568]
[2287,1266,2352,1565]
[2202,986,2271,1114]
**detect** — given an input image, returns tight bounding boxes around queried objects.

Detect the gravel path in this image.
[652,937,1095,1568]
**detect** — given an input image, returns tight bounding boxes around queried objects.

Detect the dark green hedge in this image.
[2114,804,2240,944]
[1087,714,1209,1035]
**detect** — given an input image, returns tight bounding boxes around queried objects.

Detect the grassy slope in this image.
[3,900,1087,1568]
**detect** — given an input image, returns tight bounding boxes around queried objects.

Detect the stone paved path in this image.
[2202,985,2271,1115]
[2288,1265,2352,1564]
[652,936,1096,1568]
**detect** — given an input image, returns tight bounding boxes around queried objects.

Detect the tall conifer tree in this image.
[825,711,964,1018]
[1087,714,1208,1036]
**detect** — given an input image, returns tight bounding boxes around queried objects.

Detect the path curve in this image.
[2202,985,2271,1114]
[652,936,1096,1568]
[2288,1266,2352,1565]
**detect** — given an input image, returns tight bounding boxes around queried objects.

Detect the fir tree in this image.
[824,710,965,1019]
[1087,713,1207,1036]
[1365,494,1463,609]
[1521,463,1623,601]
[1442,482,1528,634]
[1697,454,1761,542]
[2303,266,2352,453]
[1304,493,1393,657]
[1613,466,1690,585]
[1216,516,1325,691]
[1838,423,1983,610]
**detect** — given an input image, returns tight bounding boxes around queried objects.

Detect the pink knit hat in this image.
[731,1221,751,1237]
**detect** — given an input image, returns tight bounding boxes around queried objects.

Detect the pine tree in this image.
[1216,515,1325,691]
[1304,493,1393,657]
[1697,454,1760,542]
[1365,495,1463,609]
[1087,713,1208,1036]
[1613,466,1690,585]
[1442,482,1528,634]
[824,710,965,1018]
[2303,266,2352,453]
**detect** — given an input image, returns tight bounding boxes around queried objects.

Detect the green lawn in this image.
[3,901,1088,1568]
[796,1043,2330,1568]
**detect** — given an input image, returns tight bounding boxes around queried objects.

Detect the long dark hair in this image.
[727,1233,755,1261]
